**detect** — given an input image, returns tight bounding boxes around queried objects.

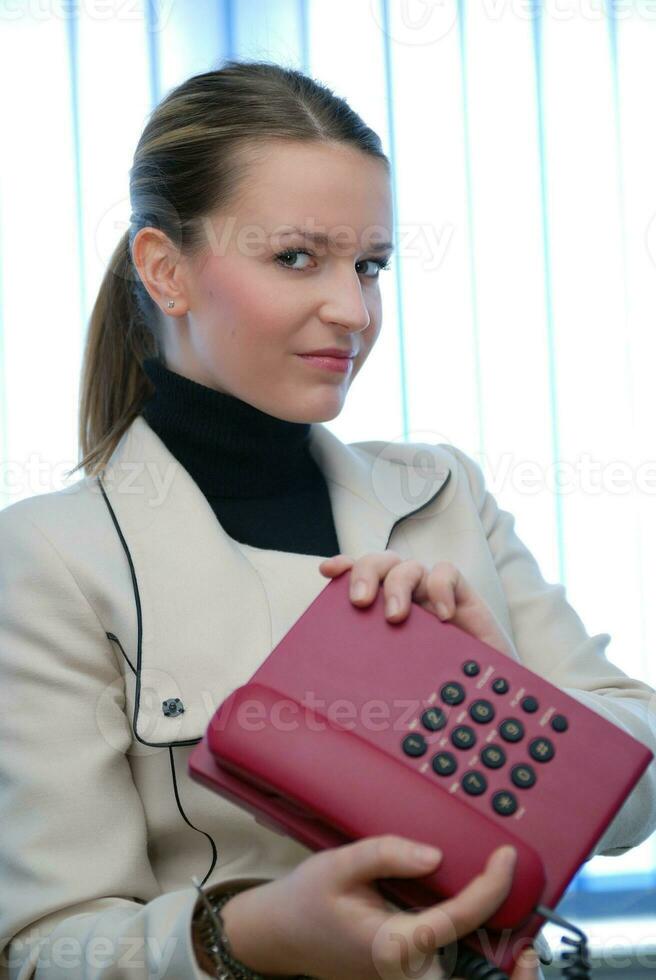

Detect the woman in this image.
[1,60,654,980]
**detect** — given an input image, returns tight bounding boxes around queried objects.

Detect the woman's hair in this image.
[69,58,390,480]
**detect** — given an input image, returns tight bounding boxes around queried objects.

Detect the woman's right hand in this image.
[220,834,541,980]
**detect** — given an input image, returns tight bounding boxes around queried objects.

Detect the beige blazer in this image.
[1,414,655,979]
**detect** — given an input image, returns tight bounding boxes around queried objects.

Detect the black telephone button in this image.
[451,725,477,750]
[492,678,509,695]
[469,699,495,724]
[492,791,518,816]
[551,714,569,733]
[463,660,480,677]
[529,737,555,762]
[432,752,457,776]
[481,745,506,769]
[402,733,427,757]
[511,764,537,789]
[499,718,525,742]
[521,696,539,713]
[421,707,447,732]
[441,682,466,705]
[462,771,487,796]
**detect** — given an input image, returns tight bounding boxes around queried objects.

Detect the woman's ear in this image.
[132,225,191,317]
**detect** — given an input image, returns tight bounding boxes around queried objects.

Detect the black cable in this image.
[442,905,590,980]
[452,945,509,978]
[168,745,218,887]
[535,904,591,979]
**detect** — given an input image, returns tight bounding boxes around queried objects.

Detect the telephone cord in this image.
[449,904,590,979]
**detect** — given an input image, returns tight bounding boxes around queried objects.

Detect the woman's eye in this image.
[274,249,391,278]
[360,257,392,277]
[275,249,313,271]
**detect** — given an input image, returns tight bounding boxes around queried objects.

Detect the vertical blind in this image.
[0,0,654,934]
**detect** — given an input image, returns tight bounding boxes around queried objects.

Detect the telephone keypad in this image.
[421,707,447,732]
[481,745,506,769]
[451,725,476,750]
[432,752,457,776]
[441,682,466,705]
[404,663,568,816]
[492,791,518,816]
[462,771,487,795]
[469,699,495,724]
[499,718,525,742]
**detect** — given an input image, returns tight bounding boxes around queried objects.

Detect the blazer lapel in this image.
[308,424,452,557]
[98,416,452,746]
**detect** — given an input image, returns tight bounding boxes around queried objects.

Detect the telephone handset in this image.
[212,680,547,930]
[189,570,654,977]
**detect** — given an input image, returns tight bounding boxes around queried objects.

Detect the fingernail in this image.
[386,596,400,616]
[436,602,450,619]
[495,845,517,871]
[413,844,442,864]
[519,948,538,967]
[351,580,368,601]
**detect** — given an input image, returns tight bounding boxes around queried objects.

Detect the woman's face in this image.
[144,140,394,423]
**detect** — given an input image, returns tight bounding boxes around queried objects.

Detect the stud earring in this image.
[167,300,175,309]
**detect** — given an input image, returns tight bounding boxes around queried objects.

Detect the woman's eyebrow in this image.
[272,227,395,252]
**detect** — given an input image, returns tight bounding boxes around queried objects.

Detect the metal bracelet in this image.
[191,876,315,980]
[192,878,260,979]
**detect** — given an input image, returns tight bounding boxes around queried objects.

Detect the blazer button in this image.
[162,697,185,717]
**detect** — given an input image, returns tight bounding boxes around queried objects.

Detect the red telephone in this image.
[189,570,653,976]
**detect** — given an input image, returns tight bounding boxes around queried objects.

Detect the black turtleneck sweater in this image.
[139,357,341,558]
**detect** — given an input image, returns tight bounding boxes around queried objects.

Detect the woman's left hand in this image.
[318,551,516,659]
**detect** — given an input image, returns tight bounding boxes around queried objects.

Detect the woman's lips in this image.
[296,354,353,374]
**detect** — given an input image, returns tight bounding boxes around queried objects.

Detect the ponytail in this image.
[67,230,161,480]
